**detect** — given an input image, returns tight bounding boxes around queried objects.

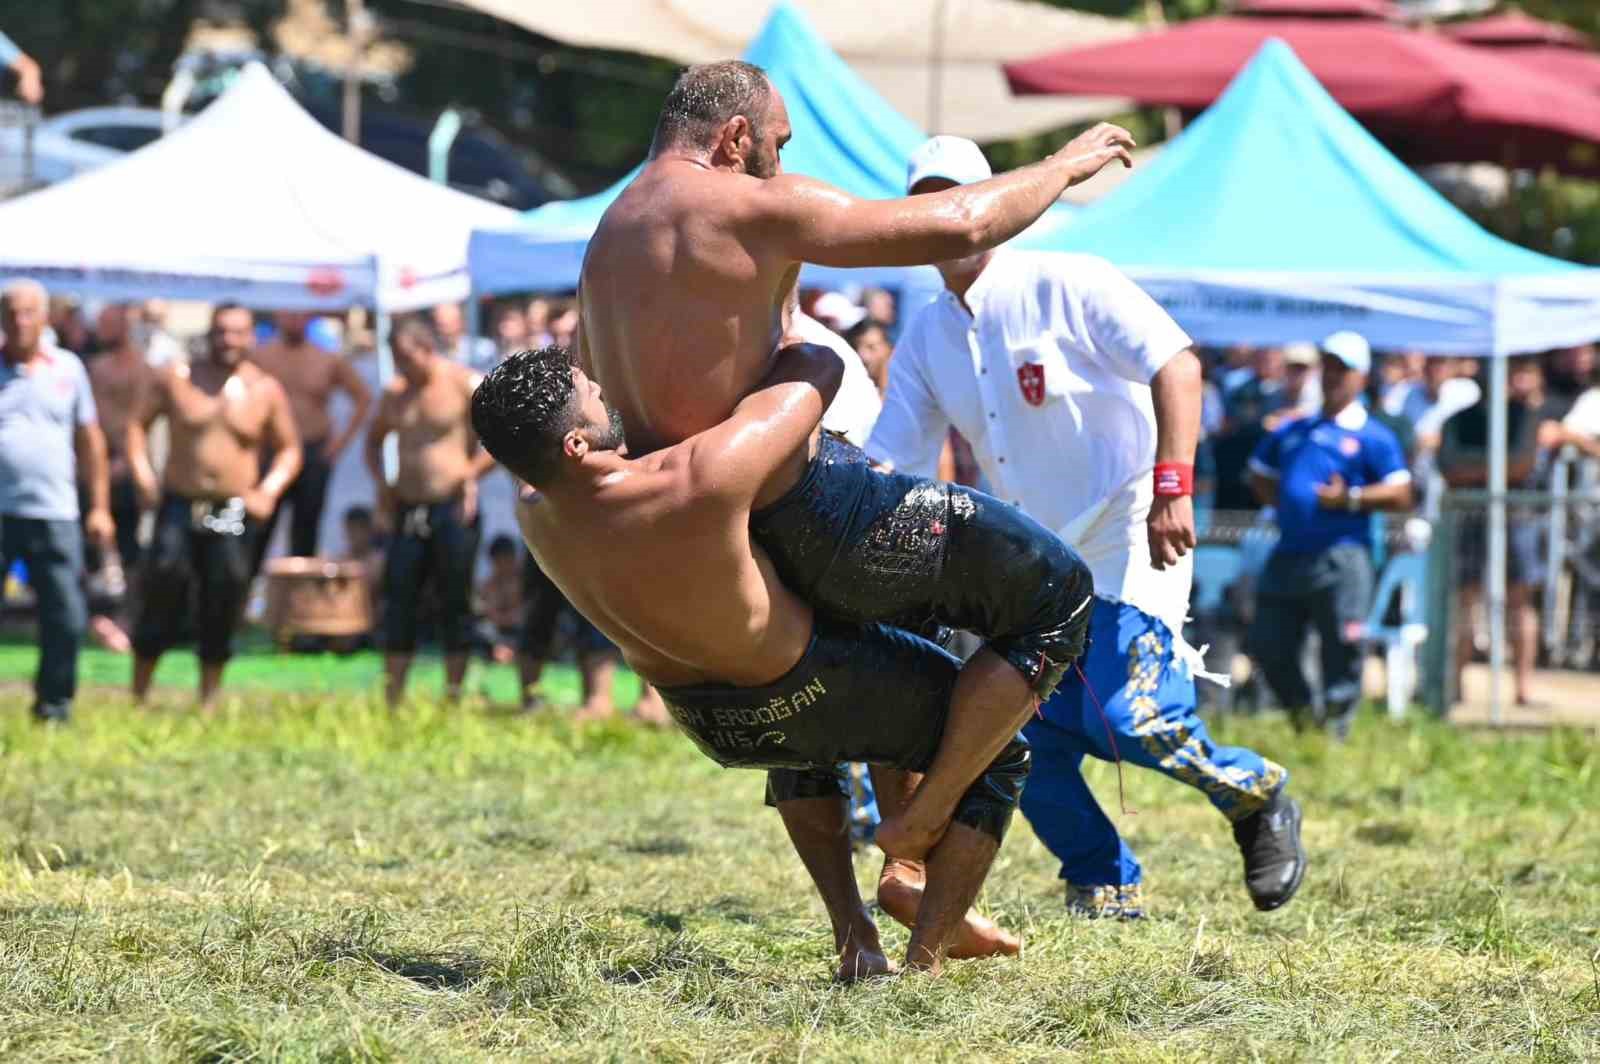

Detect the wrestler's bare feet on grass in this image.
[834,913,896,983]
[877,860,1020,960]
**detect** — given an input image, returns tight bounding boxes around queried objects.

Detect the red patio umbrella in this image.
[1005,18,1600,175]
[1442,9,1600,95]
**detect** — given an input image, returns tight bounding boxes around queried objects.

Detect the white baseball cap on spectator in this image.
[906,135,993,193]
[1320,330,1372,374]
[812,291,866,331]
[1283,342,1319,367]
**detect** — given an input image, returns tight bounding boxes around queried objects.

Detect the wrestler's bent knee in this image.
[950,735,1032,843]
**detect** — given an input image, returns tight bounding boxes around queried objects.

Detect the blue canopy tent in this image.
[467,1,1069,296]
[1020,38,1600,723]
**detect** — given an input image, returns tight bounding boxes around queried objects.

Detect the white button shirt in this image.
[867,251,1195,630]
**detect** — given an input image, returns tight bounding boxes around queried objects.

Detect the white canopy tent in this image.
[0,64,520,313]
[455,0,1137,141]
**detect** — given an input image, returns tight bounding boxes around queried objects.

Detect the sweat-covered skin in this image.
[473,344,1041,976]
[577,60,1120,890]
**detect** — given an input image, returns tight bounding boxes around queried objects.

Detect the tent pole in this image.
[1486,347,1508,727]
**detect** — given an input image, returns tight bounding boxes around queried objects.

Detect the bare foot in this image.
[877,861,1020,960]
[572,699,616,723]
[633,686,673,728]
[835,942,896,983]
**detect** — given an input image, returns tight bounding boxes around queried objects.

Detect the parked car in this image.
[0,99,559,209]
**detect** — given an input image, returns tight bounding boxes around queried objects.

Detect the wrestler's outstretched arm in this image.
[748,123,1134,269]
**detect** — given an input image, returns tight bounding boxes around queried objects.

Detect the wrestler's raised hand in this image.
[1055,122,1136,187]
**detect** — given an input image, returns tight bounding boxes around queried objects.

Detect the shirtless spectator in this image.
[475,343,1033,975]
[580,61,1116,870]
[364,317,495,705]
[251,312,372,560]
[432,302,497,374]
[127,304,301,705]
[492,304,529,361]
[86,304,154,572]
[525,298,553,348]
[335,504,382,651]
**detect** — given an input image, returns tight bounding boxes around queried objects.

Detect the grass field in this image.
[2,656,1599,1061]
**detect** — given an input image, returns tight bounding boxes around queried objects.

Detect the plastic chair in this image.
[1359,543,1430,719]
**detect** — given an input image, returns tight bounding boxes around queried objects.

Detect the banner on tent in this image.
[1127,271,1505,355]
[0,260,378,310]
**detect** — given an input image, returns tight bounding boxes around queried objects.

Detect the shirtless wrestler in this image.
[251,311,372,560]
[475,343,1042,976]
[87,303,155,571]
[363,317,496,705]
[127,304,302,705]
[578,63,1122,876]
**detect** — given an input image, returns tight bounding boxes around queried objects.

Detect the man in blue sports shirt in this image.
[1249,331,1414,739]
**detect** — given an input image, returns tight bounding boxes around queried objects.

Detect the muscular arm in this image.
[325,356,373,459]
[1148,349,1202,569]
[126,373,167,507]
[755,125,1133,269]
[691,342,845,505]
[364,391,396,495]
[255,382,303,505]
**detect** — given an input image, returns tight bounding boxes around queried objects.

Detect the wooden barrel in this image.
[263,557,373,638]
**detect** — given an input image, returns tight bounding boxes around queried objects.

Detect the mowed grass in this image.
[1,677,1598,1061]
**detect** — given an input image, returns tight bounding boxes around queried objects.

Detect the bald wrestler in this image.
[251,312,372,560]
[475,343,1043,976]
[127,304,301,705]
[579,62,1122,865]
[364,317,496,705]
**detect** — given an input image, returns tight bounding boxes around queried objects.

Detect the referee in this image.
[1248,332,1413,738]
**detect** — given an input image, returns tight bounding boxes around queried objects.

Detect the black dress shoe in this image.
[1232,790,1305,911]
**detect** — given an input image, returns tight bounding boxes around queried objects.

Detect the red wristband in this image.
[1153,462,1194,497]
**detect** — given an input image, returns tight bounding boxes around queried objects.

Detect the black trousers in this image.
[256,438,333,565]
[132,495,259,664]
[1249,543,1375,712]
[382,499,481,654]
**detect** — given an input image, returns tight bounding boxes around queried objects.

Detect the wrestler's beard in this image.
[747,142,778,180]
[588,404,628,453]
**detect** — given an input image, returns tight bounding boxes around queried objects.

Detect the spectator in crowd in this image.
[1543,343,1595,421]
[1438,356,1568,707]
[1267,343,1321,428]
[493,303,529,359]
[86,304,154,572]
[548,300,579,351]
[127,304,301,706]
[0,280,113,723]
[331,504,382,651]
[810,290,865,334]
[1213,347,1289,511]
[1227,346,1289,431]
[1376,351,1422,411]
[364,317,494,705]
[475,534,524,665]
[251,312,372,560]
[843,317,894,397]
[1389,355,1480,453]
[1560,348,1600,449]
[525,297,553,348]
[863,287,899,341]
[48,297,91,356]
[0,28,42,105]
[135,300,185,367]
[1218,343,1257,399]
[431,302,497,374]
[1248,332,1413,738]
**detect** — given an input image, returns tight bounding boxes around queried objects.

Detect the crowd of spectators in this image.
[6,272,1600,719]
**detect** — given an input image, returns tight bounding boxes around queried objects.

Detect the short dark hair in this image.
[471,346,585,486]
[392,314,439,352]
[344,505,373,527]
[212,302,252,325]
[652,61,771,153]
[488,534,518,559]
[843,318,888,350]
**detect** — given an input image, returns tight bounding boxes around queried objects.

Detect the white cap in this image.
[906,135,993,193]
[1320,330,1371,374]
[1282,342,1319,367]
[812,291,866,330]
